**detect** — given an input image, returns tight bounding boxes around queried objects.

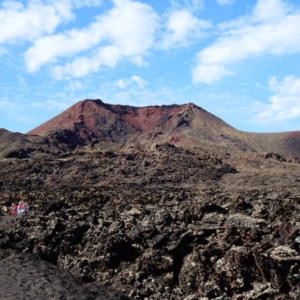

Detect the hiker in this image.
[10,203,14,215]
[17,202,23,215]
[13,203,18,216]
[26,203,33,212]
[10,203,17,216]
[22,202,26,213]
[24,202,31,213]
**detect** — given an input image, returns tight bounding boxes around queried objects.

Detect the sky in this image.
[1,0,300,133]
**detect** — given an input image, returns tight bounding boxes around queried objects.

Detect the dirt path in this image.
[0,215,14,225]
[0,250,129,300]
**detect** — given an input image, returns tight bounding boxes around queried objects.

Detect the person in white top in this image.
[17,202,22,215]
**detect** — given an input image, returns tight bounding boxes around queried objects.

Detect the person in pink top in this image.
[10,203,15,215]
[13,203,18,216]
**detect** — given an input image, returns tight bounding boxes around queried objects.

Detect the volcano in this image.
[28,99,300,156]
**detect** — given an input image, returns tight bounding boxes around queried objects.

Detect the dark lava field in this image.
[2,100,300,299]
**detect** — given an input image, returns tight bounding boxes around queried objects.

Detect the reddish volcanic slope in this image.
[28,99,300,156]
[29,100,114,136]
[29,100,194,136]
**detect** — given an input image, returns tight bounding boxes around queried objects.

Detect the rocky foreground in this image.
[1,143,300,299]
[1,185,300,299]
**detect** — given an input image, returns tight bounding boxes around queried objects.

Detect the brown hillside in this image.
[0,128,64,159]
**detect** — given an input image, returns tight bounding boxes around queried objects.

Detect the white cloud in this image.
[116,79,126,89]
[116,75,148,89]
[253,0,291,22]
[131,76,148,88]
[2,1,22,10]
[192,64,233,84]
[193,0,300,83]
[130,56,148,67]
[161,9,211,49]
[25,0,159,76]
[257,75,300,122]
[53,46,122,78]
[0,0,72,44]
[0,0,102,45]
[216,0,235,5]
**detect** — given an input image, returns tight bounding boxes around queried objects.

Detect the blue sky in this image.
[1,0,300,133]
